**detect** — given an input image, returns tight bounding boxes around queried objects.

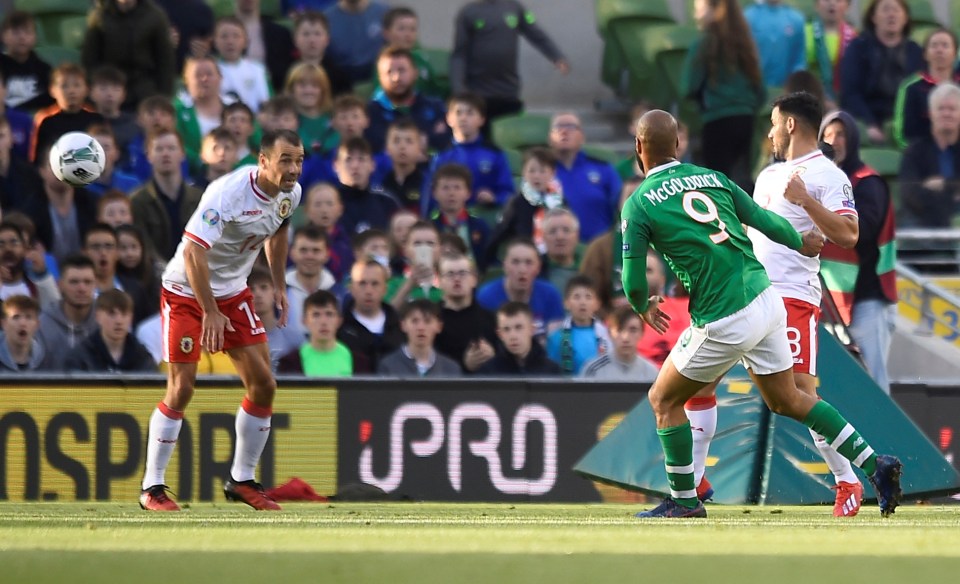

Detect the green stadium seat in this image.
[596,0,678,99]
[647,24,699,107]
[418,47,452,98]
[582,145,620,165]
[491,113,551,151]
[58,15,87,51]
[596,0,676,35]
[352,80,376,100]
[34,45,81,67]
[504,148,523,177]
[14,0,88,14]
[608,21,679,104]
[207,0,234,19]
[261,0,282,18]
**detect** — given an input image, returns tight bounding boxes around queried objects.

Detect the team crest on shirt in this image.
[588,171,601,184]
[202,209,220,226]
[180,336,194,353]
[278,198,293,219]
[479,159,493,174]
[794,166,807,175]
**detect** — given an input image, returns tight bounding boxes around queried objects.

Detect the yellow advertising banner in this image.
[0,385,337,502]
[897,276,960,346]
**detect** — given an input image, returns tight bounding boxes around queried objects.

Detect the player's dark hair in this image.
[90,65,127,87]
[399,298,440,321]
[261,128,302,153]
[504,237,539,259]
[1,294,39,317]
[333,94,367,114]
[523,146,557,170]
[303,289,339,313]
[431,162,473,193]
[383,6,418,30]
[772,91,823,134]
[95,289,134,314]
[377,45,416,68]
[563,274,596,299]
[339,136,372,157]
[138,94,175,117]
[223,100,255,122]
[607,305,641,332]
[783,71,826,110]
[294,10,330,33]
[497,301,533,320]
[293,223,331,248]
[1,10,34,32]
[84,223,117,245]
[247,265,274,288]
[448,92,487,117]
[60,254,96,274]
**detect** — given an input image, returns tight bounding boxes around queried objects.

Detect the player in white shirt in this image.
[139,129,304,512]
[685,93,864,517]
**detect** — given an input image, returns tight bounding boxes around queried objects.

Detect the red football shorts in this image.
[161,287,265,363]
[782,297,821,376]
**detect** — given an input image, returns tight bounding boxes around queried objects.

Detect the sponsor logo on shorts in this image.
[278,198,293,219]
[180,336,194,353]
[202,209,220,226]
[680,329,692,348]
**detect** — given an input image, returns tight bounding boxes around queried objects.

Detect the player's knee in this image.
[767,392,805,419]
[248,376,277,404]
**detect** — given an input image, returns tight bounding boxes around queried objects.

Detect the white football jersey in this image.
[748,149,857,306]
[162,166,301,298]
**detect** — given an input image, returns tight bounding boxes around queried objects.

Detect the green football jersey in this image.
[621,161,802,326]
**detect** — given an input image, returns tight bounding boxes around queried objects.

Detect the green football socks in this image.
[802,400,878,476]
[658,421,699,508]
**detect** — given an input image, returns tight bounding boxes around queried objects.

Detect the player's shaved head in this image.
[636,110,679,158]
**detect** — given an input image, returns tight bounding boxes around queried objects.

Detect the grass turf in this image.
[1,502,959,583]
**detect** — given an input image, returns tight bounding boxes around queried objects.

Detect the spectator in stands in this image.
[214,16,273,113]
[298,94,371,189]
[352,228,391,271]
[893,28,960,149]
[31,64,104,163]
[286,224,336,341]
[123,96,177,182]
[222,101,259,166]
[538,209,584,292]
[337,258,403,372]
[0,116,42,211]
[820,110,898,393]
[375,7,442,99]
[82,0,176,110]
[579,305,659,382]
[0,221,59,305]
[427,93,513,213]
[367,47,450,153]
[196,127,240,190]
[301,182,352,280]
[248,267,303,370]
[387,219,443,306]
[0,70,33,161]
[548,112,622,241]
[23,145,98,263]
[89,66,139,163]
[0,11,53,111]
[477,301,562,376]
[378,298,460,376]
[278,289,355,376]
[899,82,960,228]
[546,275,610,375]
[376,119,428,213]
[285,1,337,16]
[334,136,399,235]
[840,0,922,145]
[4,211,58,283]
[324,0,389,84]
[435,252,497,373]
[388,209,417,261]
[291,10,351,96]
[439,232,469,257]
[96,190,134,229]
[0,294,55,372]
[233,0,296,92]
[805,0,856,109]
[476,238,564,339]
[85,124,142,197]
[430,162,490,269]
[130,129,204,260]
[115,224,161,321]
[62,289,155,372]
[450,0,568,125]
[175,56,226,169]
[82,223,150,324]
[258,95,300,134]
[744,0,806,87]
[286,63,336,157]
[38,255,98,363]
[486,147,564,265]
[684,0,766,190]
[155,0,215,73]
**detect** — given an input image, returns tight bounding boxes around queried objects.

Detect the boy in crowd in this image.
[89,66,139,159]
[375,118,427,212]
[62,289,155,372]
[122,95,179,182]
[278,289,356,376]
[258,95,299,134]
[223,101,259,166]
[214,16,272,113]
[334,136,399,235]
[546,275,611,375]
[0,294,55,372]
[430,162,489,268]
[301,181,352,280]
[82,223,150,325]
[0,11,53,111]
[434,252,497,373]
[478,301,562,376]
[196,126,240,189]
[291,10,351,96]
[248,266,306,371]
[96,190,134,228]
[31,63,104,163]
[286,224,336,340]
[387,220,442,306]
[426,93,513,214]
[378,298,460,376]
[299,94,380,189]
[337,258,403,373]
[580,305,660,382]
[85,124,141,197]
[351,227,392,272]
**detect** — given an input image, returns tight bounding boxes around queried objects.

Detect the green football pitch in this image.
[1,502,958,584]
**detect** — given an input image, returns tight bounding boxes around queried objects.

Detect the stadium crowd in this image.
[0,0,940,388]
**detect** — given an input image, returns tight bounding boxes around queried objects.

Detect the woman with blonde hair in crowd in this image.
[285,62,336,156]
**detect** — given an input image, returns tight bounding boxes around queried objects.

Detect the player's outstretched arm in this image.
[729,183,804,251]
[264,221,291,328]
[783,173,859,249]
[184,242,234,353]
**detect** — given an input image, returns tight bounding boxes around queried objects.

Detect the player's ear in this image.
[786,116,796,133]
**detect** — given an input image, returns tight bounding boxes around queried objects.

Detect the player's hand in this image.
[200,309,234,353]
[476,189,496,205]
[798,229,825,257]
[641,295,671,334]
[783,173,810,207]
[274,290,289,328]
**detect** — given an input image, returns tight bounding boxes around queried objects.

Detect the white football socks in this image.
[685,397,718,485]
[809,428,860,484]
[229,398,272,483]
[142,404,183,490]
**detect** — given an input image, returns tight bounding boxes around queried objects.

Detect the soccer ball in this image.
[49,132,106,187]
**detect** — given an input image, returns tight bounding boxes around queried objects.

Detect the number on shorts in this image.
[238,301,259,328]
[682,191,730,244]
[786,326,802,358]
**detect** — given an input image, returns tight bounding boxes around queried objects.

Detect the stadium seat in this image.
[646,24,699,107]
[596,0,678,99]
[261,0,282,18]
[595,0,677,36]
[207,0,234,19]
[582,145,620,165]
[788,0,818,19]
[418,47,452,98]
[504,148,523,177]
[859,147,903,209]
[58,15,87,51]
[34,45,81,67]
[491,113,551,151]
[909,0,945,45]
[352,81,376,100]
[13,0,87,14]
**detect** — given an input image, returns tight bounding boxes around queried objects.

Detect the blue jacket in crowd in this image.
[365,89,451,153]
[422,137,515,215]
[554,151,622,241]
